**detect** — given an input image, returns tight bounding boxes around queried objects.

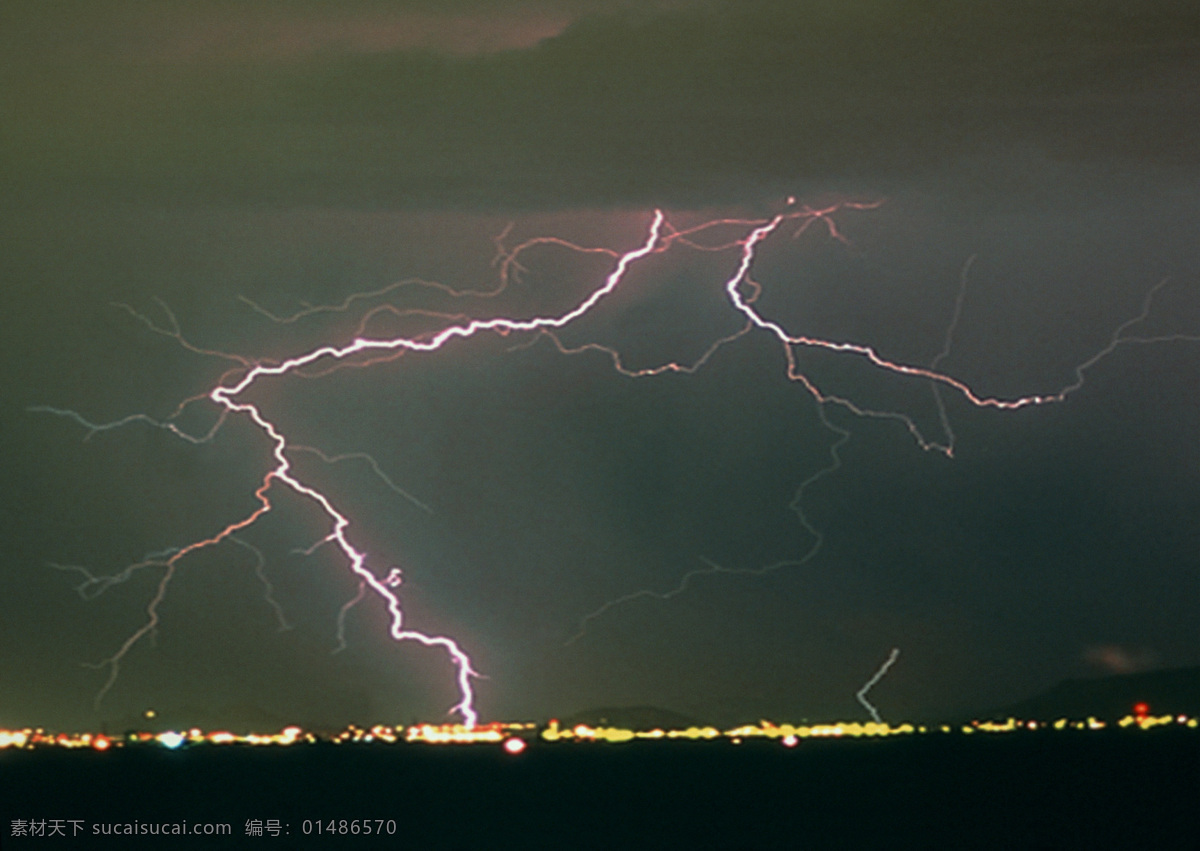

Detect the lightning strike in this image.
[856,648,901,724]
[34,199,1199,727]
[35,210,667,727]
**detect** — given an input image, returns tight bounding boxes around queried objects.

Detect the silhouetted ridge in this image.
[984,666,1200,721]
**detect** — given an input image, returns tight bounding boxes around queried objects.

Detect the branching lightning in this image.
[33,199,1199,725]
[930,254,976,457]
[34,210,667,727]
[290,446,434,515]
[230,537,292,633]
[565,401,851,646]
[561,207,1198,643]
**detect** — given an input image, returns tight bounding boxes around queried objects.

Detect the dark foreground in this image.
[2,728,1197,849]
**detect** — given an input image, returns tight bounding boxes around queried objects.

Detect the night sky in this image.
[2,0,1198,731]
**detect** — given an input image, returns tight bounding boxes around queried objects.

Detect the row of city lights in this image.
[0,706,1193,752]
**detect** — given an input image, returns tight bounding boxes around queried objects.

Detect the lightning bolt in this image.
[856,647,901,723]
[33,199,1199,727]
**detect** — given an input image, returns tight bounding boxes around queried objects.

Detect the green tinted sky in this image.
[2,0,1198,730]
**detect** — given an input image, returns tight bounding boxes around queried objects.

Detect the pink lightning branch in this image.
[33,200,1197,727]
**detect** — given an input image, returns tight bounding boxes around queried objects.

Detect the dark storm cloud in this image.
[0,0,666,61]
[2,0,1196,208]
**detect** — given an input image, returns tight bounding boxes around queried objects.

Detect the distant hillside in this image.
[982,666,1200,722]
[559,706,704,731]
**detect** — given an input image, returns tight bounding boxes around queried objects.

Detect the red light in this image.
[1133,702,1150,717]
